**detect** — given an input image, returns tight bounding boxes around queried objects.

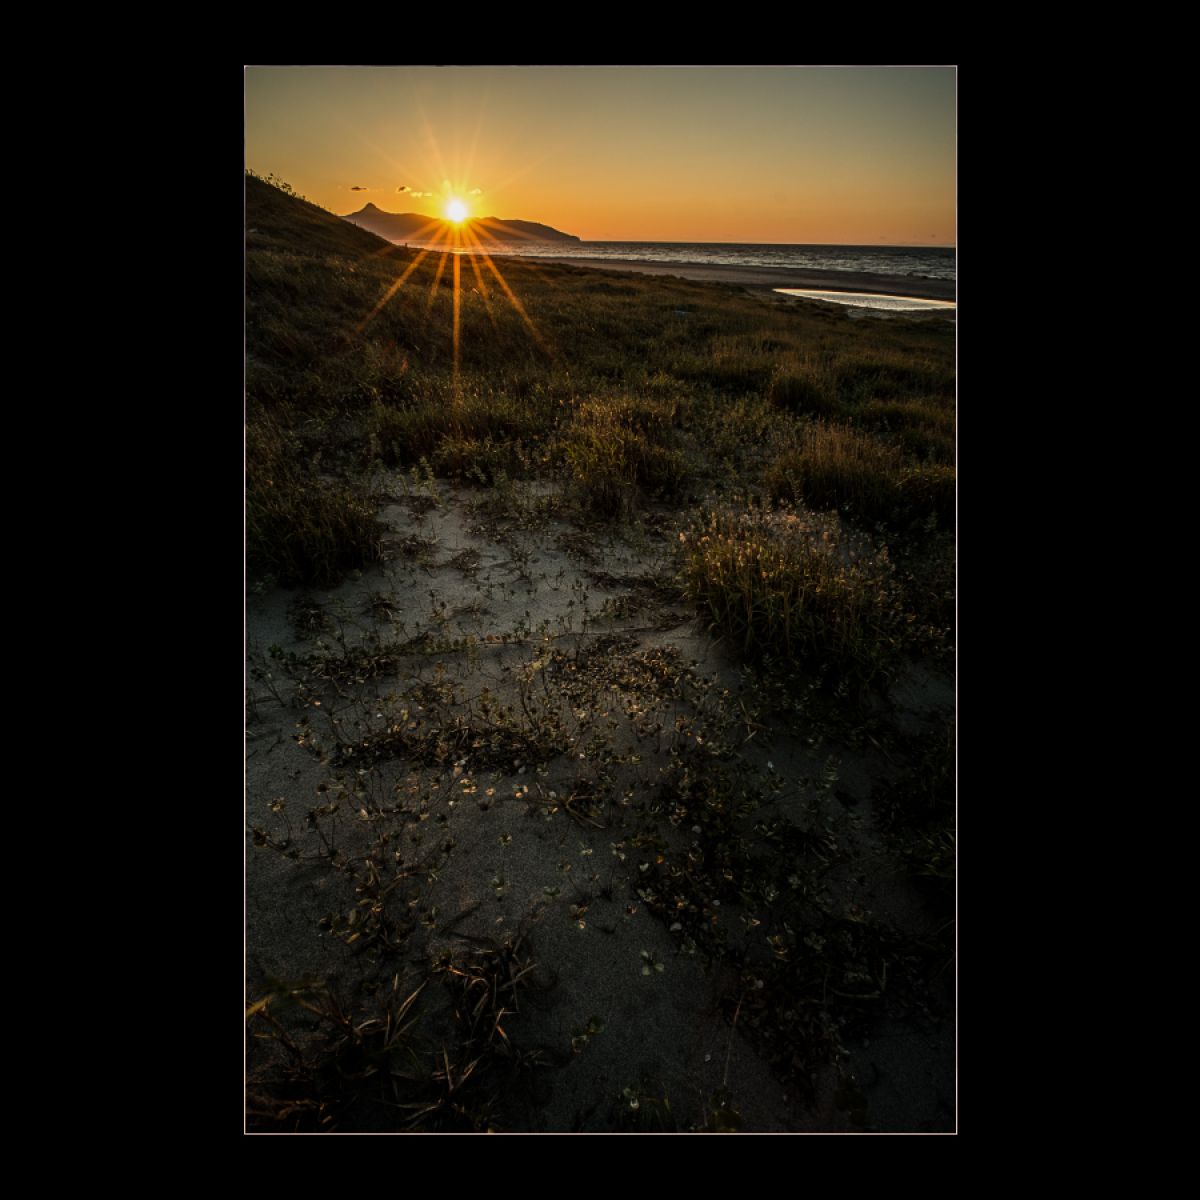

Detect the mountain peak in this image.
[341,204,581,245]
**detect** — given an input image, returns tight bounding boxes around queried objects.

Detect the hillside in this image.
[246,174,392,258]
[343,201,581,245]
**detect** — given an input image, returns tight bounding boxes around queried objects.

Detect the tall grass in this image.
[768,369,841,418]
[367,385,553,469]
[247,416,383,587]
[246,174,955,575]
[765,424,903,524]
[563,395,689,518]
[832,355,955,403]
[679,506,901,685]
[766,423,955,530]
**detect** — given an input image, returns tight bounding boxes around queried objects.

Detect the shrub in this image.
[247,475,383,588]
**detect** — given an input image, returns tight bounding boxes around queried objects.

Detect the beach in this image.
[247,174,957,1132]
[519,255,957,302]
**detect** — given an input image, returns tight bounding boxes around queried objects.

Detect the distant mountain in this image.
[342,203,581,245]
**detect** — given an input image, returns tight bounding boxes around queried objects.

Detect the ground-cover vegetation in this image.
[245,173,956,1132]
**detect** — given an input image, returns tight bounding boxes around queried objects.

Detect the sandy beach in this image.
[519,255,957,302]
[248,174,957,1132]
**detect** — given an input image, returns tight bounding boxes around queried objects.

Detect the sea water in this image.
[487,241,956,283]
[774,289,956,311]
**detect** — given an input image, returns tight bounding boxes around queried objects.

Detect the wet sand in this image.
[523,255,956,302]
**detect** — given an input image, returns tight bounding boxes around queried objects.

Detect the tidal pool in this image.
[774,289,956,312]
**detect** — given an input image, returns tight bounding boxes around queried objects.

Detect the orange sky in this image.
[245,66,956,246]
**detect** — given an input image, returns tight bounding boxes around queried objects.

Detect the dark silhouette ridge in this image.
[342,203,582,245]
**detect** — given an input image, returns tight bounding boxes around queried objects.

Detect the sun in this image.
[445,197,468,223]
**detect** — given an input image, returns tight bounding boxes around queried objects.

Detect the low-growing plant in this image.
[673,351,773,396]
[247,934,549,1132]
[430,435,512,483]
[768,369,840,418]
[247,417,384,587]
[833,355,955,403]
[679,506,901,686]
[368,386,553,469]
[564,396,689,518]
[610,1077,678,1132]
[896,464,956,529]
[764,423,904,526]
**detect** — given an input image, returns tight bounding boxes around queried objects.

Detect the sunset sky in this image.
[244,66,956,246]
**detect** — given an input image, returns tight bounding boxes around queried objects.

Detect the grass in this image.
[563,395,690,518]
[246,170,954,543]
[768,368,842,419]
[246,415,384,587]
[247,934,550,1132]
[366,383,554,470]
[766,424,904,525]
[766,423,955,531]
[246,174,956,1131]
[679,506,902,688]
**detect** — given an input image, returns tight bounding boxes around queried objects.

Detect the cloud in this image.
[469,187,482,195]
[350,185,368,191]
[410,190,433,198]
[396,185,410,193]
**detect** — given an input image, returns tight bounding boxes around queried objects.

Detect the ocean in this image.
[480,241,956,283]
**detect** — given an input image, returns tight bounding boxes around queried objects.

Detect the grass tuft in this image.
[563,396,689,518]
[247,416,384,587]
[679,506,901,685]
[768,369,841,418]
[765,424,902,525]
[766,424,955,530]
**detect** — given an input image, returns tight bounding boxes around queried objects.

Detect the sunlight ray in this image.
[355,222,452,332]
[462,228,549,353]
[356,247,433,331]
[452,241,461,389]
[415,102,451,196]
[464,247,498,328]
[426,240,450,309]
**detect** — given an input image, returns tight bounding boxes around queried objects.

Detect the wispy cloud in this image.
[469,187,483,195]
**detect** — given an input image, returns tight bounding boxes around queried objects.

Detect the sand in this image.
[515,256,957,302]
[247,476,956,1133]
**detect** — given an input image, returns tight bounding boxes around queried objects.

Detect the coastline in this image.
[250,181,958,1133]
[508,254,957,302]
